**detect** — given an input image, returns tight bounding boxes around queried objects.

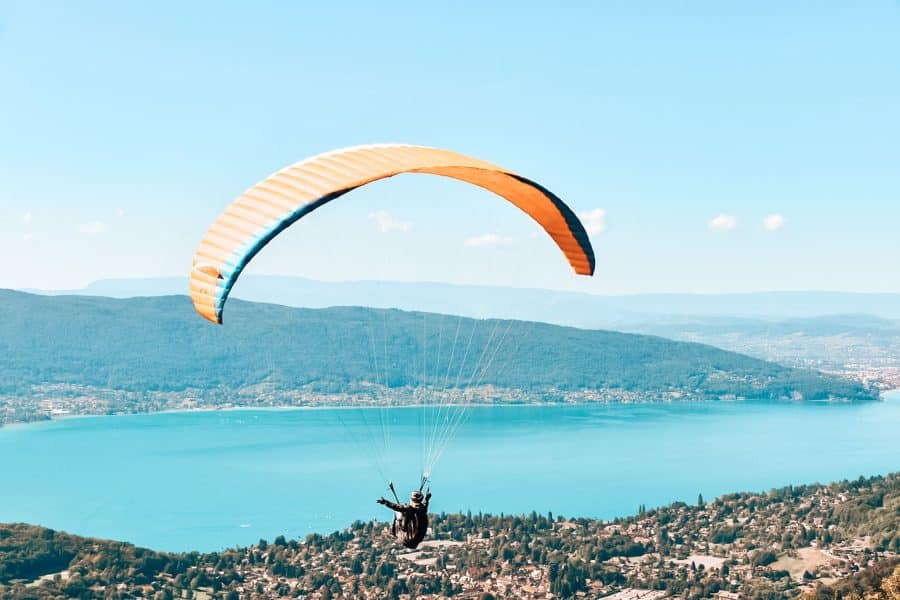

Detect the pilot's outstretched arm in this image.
[377,497,403,512]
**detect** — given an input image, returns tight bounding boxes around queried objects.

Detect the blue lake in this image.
[1,392,898,552]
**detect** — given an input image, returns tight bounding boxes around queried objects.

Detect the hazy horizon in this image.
[12,274,900,325]
[17,273,900,298]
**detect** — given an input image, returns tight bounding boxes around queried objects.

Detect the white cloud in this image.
[117,208,126,218]
[22,233,33,242]
[22,212,33,225]
[464,233,513,248]
[368,210,411,233]
[763,214,785,231]
[578,208,607,235]
[708,214,737,232]
[78,221,108,235]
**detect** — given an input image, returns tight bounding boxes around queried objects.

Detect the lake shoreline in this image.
[4,389,895,430]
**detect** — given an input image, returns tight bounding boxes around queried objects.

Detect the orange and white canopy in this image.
[190,144,595,324]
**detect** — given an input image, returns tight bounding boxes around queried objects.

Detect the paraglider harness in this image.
[377,478,431,549]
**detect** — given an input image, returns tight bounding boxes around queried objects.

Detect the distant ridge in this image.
[22,276,900,327]
[0,289,875,402]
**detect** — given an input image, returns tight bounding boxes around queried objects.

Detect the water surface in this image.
[1,393,898,552]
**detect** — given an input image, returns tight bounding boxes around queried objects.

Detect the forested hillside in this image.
[0,290,875,402]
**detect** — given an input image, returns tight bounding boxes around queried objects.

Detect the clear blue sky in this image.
[2,1,898,293]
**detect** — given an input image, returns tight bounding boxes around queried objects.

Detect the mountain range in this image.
[0,289,875,402]
[26,276,900,372]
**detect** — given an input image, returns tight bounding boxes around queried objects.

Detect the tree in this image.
[441,576,455,596]
[351,556,364,575]
[751,550,778,568]
[387,579,408,600]
[882,565,900,598]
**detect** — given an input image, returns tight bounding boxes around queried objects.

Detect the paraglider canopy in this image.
[189,143,595,324]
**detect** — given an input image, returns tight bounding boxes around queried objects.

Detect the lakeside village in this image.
[2,474,898,599]
[0,382,779,427]
[3,364,898,428]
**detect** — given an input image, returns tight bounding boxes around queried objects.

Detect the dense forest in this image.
[0,290,875,402]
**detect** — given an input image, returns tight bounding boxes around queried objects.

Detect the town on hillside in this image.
[2,473,897,599]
